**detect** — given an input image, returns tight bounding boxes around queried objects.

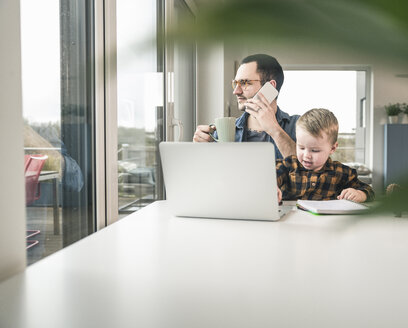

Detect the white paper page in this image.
[297,199,368,213]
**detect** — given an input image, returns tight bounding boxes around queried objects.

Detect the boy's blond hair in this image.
[296,108,339,145]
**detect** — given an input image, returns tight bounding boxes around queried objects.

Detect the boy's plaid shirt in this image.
[276,155,375,201]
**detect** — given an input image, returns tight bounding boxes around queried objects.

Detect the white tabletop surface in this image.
[1,201,408,328]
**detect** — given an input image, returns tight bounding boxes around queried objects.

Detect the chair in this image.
[24,155,48,249]
[24,154,32,172]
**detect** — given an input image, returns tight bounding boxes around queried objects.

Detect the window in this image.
[21,0,95,264]
[278,69,370,165]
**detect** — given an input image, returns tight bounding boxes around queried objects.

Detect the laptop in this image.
[159,142,290,221]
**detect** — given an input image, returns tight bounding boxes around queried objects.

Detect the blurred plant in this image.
[166,0,408,66]
[384,103,402,116]
[366,178,408,217]
[401,103,408,115]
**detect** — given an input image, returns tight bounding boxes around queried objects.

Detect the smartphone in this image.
[253,82,279,104]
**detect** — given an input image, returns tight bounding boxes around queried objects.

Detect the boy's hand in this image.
[277,187,282,203]
[337,188,367,203]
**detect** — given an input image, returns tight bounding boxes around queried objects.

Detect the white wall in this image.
[196,43,224,125]
[214,41,408,194]
[0,0,27,281]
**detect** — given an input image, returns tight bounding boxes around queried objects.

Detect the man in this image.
[24,124,84,192]
[193,54,299,159]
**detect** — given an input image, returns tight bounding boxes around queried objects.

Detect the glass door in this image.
[116,0,196,216]
[116,0,165,216]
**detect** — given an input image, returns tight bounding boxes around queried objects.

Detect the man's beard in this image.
[237,99,247,111]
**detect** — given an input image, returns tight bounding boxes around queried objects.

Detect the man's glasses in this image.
[231,79,261,90]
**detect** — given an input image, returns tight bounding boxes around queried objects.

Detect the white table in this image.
[1,201,408,328]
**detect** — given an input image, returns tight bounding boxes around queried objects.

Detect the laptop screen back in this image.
[159,142,280,221]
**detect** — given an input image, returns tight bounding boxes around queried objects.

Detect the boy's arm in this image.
[343,168,375,201]
[275,158,288,188]
[276,156,298,201]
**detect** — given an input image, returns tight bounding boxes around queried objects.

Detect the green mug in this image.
[209,117,236,142]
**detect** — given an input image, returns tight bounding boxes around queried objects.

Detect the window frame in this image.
[95,0,118,228]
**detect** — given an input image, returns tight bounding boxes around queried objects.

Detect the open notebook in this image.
[297,199,369,215]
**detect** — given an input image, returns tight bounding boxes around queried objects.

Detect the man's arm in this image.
[245,93,296,157]
[265,126,296,158]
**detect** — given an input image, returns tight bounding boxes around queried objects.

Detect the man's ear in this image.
[269,80,277,88]
[330,142,338,154]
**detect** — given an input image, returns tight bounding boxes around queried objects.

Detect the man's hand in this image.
[244,92,296,158]
[193,125,215,142]
[244,92,279,134]
[337,188,367,203]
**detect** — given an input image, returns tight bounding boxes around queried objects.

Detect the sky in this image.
[21,0,60,124]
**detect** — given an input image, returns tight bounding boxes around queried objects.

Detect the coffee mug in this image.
[209,117,236,142]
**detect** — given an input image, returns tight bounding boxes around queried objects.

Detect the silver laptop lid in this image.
[159,142,281,221]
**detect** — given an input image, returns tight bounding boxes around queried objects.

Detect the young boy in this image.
[276,108,374,203]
